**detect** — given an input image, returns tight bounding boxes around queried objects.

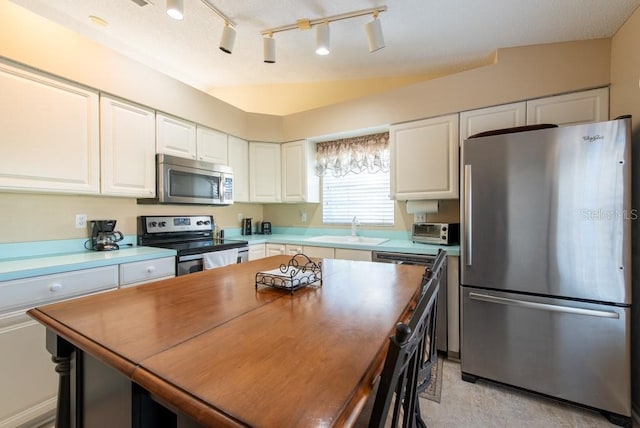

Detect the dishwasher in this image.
[371,251,447,353]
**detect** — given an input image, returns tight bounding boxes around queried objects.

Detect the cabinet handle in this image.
[49,283,62,292]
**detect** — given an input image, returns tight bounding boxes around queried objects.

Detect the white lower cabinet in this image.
[334,249,372,261]
[0,314,57,427]
[302,246,335,259]
[119,257,175,288]
[285,244,303,255]
[248,243,266,261]
[265,243,286,257]
[0,265,119,427]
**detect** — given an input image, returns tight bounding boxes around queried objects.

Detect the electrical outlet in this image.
[237,213,243,223]
[75,214,87,228]
[300,211,307,222]
[414,213,427,223]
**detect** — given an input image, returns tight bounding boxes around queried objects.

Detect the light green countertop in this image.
[0,245,176,281]
[239,233,460,257]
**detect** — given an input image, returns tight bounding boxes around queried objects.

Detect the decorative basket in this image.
[255,253,322,294]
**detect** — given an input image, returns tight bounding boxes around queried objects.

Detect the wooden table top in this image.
[29,256,424,428]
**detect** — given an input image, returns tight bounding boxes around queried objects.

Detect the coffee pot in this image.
[242,218,252,235]
[90,220,124,251]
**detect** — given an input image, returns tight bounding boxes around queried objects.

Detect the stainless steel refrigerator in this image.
[460,117,632,426]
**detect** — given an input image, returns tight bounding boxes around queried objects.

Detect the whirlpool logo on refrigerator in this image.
[582,134,604,142]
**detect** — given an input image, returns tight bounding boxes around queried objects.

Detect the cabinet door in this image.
[526,87,609,126]
[390,114,459,200]
[281,140,320,203]
[285,244,303,255]
[302,246,334,259]
[334,248,371,261]
[196,126,228,164]
[265,243,285,256]
[459,102,526,144]
[156,113,197,159]
[228,136,249,202]
[0,61,99,194]
[249,244,266,261]
[0,315,57,426]
[249,142,281,202]
[100,95,156,197]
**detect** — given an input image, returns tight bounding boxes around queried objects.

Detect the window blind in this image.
[322,171,394,225]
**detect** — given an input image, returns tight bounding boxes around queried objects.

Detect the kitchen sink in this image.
[305,235,389,245]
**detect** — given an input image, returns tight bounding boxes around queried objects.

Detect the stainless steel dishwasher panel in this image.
[372,251,447,353]
[461,286,631,417]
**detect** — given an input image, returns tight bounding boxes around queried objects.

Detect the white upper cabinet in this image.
[196,126,228,164]
[459,102,526,144]
[228,135,249,202]
[0,61,100,194]
[100,95,156,197]
[249,142,281,202]
[390,114,459,200]
[526,87,609,126]
[281,140,320,203]
[156,112,197,159]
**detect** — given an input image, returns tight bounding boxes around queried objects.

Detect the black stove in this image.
[137,215,249,275]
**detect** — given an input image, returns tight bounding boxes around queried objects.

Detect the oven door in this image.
[177,254,204,276]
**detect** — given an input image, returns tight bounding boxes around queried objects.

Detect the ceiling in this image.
[10,0,640,95]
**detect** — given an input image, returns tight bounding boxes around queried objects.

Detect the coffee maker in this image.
[90,220,124,251]
[242,218,252,235]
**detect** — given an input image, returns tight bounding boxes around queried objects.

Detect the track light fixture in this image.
[263,33,276,63]
[315,21,330,56]
[166,0,184,20]
[365,11,385,53]
[220,22,236,54]
[260,6,387,61]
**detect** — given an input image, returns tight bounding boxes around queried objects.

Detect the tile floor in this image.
[420,358,632,427]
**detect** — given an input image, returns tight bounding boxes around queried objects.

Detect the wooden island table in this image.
[28,256,425,428]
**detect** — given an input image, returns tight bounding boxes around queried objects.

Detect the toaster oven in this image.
[412,223,459,245]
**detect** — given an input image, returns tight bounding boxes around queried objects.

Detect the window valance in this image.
[315,132,390,177]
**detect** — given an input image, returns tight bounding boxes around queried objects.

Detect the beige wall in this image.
[283,40,611,141]
[610,5,640,419]
[0,1,621,242]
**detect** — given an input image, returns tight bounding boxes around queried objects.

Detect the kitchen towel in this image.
[203,248,239,269]
[406,200,439,214]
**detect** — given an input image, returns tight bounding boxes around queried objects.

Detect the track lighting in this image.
[261,6,387,60]
[315,22,330,56]
[263,33,276,63]
[219,21,236,54]
[166,0,184,20]
[365,11,385,53]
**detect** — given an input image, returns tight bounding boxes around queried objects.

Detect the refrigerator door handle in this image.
[464,164,472,266]
[469,292,620,319]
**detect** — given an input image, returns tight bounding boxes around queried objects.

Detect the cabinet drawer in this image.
[0,265,118,314]
[119,257,175,286]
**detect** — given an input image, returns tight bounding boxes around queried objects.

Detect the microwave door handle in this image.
[464,164,472,266]
[219,176,224,203]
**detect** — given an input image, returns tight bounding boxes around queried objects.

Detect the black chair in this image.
[367,257,441,428]
[416,249,447,394]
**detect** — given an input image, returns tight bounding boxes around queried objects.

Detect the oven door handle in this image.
[178,254,204,262]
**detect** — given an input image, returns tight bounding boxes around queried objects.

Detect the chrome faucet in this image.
[351,216,359,237]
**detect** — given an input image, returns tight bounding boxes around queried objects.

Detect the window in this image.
[322,171,394,225]
[316,132,394,225]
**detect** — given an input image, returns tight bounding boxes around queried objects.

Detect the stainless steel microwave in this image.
[138,154,233,205]
[412,223,459,245]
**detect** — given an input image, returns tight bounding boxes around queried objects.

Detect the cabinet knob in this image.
[49,283,62,292]
[146,266,156,273]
